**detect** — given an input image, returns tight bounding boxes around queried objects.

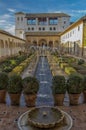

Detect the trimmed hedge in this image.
[0,55,27,73]
[60,63,69,70]
[11,54,35,75]
[65,67,77,75]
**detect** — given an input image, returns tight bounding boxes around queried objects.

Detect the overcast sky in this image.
[0,0,86,35]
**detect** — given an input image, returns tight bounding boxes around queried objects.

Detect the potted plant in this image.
[7,73,23,105]
[52,75,66,106]
[83,75,86,103]
[0,72,8,103]
[67,73,84,105]
[23,76,39,107]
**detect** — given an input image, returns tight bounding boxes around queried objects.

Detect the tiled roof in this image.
[25,13,70,18]
[15,12,25,15]
[0,29,25,41]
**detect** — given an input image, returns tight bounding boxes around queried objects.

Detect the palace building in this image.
[60,16,86,57]
[1,12,86,59]
[15,12,70,48]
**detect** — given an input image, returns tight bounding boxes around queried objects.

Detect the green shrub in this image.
[67,57,77,63]
[0,72,8,90]
[60,63,69,70]
[7,73,23,94]
[10,60,17,66]
[67,73,84,94]
[78,59,84,65]
[23,77,39,94]
[65,67,77,75]
[52,75,66,94]
[3,66,13,72]
[12,66,24,74]
[0,55,27,73]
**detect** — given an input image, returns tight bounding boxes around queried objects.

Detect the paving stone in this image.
[0,104,86,129]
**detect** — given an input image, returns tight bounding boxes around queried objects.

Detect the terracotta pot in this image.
[69,93,80,105]
[9,93,21,105]
[54,94,65,106]
[0,90,6,103]
[83,91,86,103]
[24,94,37,107]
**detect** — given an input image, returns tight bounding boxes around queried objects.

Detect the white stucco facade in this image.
[61,23,83,46]
[15,12,70,39]
[60,20,84,56]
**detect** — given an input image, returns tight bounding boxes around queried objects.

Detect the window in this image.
[43,27,45,30]
[50,27,52,30]
[49,18,58,25]
[38,18,47,25]
[28,28,30,30]
[27,18,36,25]
[39,27,41,30]
[32,27,34,30]
[78,26,80,31]
[64,21,66,24]
[53,27,56,30]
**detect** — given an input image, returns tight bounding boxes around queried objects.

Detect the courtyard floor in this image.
[0,103,86,130]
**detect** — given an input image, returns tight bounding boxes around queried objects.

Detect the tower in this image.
[15,12,26,39]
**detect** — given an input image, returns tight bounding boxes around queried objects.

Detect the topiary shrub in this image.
[7,73,23,94]
[23,77,39,94]
[52,75,66,94]
[67,73,84,94]
[0,72,8,90]
[83,75,86,91]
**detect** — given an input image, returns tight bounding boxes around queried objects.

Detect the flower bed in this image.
[64,67,77,75]
[0,55,27,73]
[11,54,35,75]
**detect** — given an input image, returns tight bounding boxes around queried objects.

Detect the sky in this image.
[0,0,86,35]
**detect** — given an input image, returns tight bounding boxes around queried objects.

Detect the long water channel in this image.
[35,56,54,106]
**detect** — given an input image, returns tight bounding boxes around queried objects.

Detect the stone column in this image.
[36,18,38,25]
[12,39,14,55]
[47,17,49,25]
[8,42,10,56]
[3,42,6,57]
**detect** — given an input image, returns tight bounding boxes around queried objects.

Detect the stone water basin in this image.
[18,106,73,130]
